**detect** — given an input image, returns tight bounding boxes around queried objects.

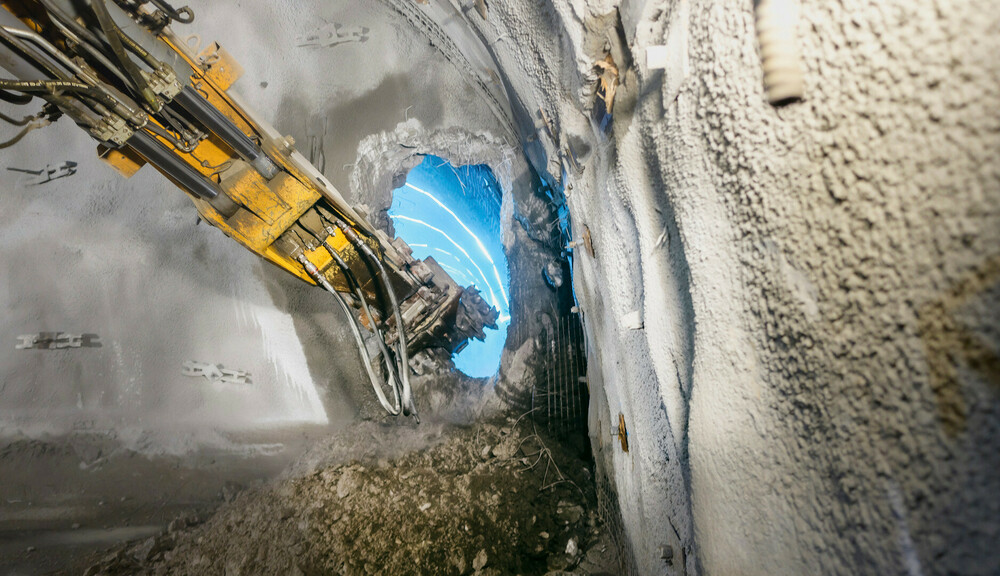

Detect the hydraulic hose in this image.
[0,89,31,104]
[42,17,127,85]
[0,25,68,81]
[33,1,135,92]
[113,24,163,70]
[321,238,406,413]
[149,0,194,24]
[144,119,197,152]
[297,254,401,415]
[126,130,229,207]
[90,0,159,111]
[2,78,97,96]
[37,0,108,56]
[334,222,416,418]
[1,26,84,78]
[0,77,144,126]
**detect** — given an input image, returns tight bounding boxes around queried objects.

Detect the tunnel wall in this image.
[0,0,525,450]
[436,0,1000,574]
[1,0,997,573]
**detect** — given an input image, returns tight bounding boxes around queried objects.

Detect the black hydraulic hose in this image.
[0,26,143,126]
[321,239,406,411]
[90,0,159,111]
[0,26,68,81]
[297,254,401,415]
[2,78,94,95]
[114,23,162,70]
[0,89,31,104]
[36,0,145,96]
[0,27,128,126]
[335,223,416,418]
[0,77,143,126]
[157,105,202,149]
[144,119,196,152]
[160,104,202,143]
[37,0,108,57]
[149,0,194,24]
[37,6,132,89]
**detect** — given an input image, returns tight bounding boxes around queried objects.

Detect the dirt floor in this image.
[0,426,339,576]
[78,414,618,576]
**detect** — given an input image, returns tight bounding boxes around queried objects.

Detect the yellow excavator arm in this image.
[0,0,499,419]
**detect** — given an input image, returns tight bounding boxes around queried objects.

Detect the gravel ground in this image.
[81,411,618,576]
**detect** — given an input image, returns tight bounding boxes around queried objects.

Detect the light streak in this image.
[439,264,472,284]
[391,214,502,311]
[404,183,510,307]
[432,247,459,262]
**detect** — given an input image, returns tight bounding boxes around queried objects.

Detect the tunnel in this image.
[0,0,998,575]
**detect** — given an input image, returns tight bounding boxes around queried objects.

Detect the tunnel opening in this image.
[388,155,510,378]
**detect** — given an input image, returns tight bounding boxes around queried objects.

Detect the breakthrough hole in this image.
[389,155,510,378]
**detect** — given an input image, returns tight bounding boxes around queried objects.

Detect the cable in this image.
[320,238,407,413]
[0,116,50,149]
[334,222,417,419]
[0,90,32,105]
[90,0,159,111]
[149,0,194,24]
[296,254,401,415]
[0,111,33,126]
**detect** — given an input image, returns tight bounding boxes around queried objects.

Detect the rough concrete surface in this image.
[452,0,1000,574]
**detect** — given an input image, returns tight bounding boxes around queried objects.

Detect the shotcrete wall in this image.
[442,0,1000,574]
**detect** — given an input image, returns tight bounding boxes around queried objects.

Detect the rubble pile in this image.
[84,417,618,575]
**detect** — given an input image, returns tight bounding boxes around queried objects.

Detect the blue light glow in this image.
[388,156,510,378]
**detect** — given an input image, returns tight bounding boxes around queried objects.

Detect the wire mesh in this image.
[499,308,638,573]
[596,466,642,576]
[533,312,639,574]
[531,313,588,439]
